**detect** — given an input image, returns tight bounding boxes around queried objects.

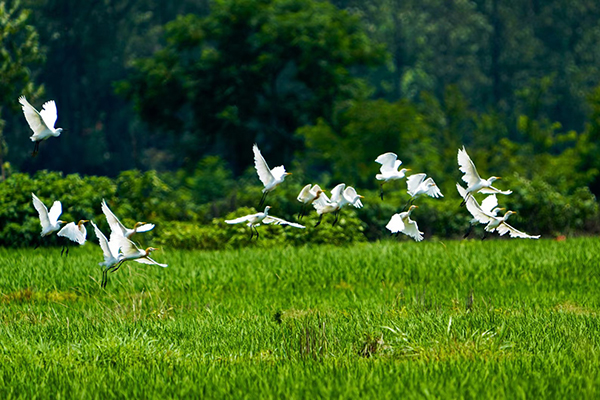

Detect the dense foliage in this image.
[0,0,599,243]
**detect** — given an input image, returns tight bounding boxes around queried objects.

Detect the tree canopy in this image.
[118,0,387,172]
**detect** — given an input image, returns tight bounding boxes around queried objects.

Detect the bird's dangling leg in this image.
[101,269,108,288]
[255,227,259,240]
[481,231,488,241]
[463,224,473,239]
[66,246,69,256]
[332,211,340,226]
[258,191,268,208]
[34,241,40,250]
[250,228,254,240]
[31,141,40,158]
[314,214,323,227]
[380,184,384,201]
[401,198,413,212]
[61,245,66,257]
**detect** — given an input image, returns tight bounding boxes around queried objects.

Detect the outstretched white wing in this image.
[134,223,155,233]
[32,193,51,231]
[496,222,540,239]
[375,152,400,174]
[480,194,499,215]
[225,214,254,224]
[406,173,426,197]
[114,234,141,258]
[402,217,424,242]
[457,146,482,188]
[253,144,273,187]
[385,214,405,233]
[91,221,119,265]
[19,96,49,136]
[343,186,364,208]
[133,256,168,268]
[423,177,443,198]
[101,199,127,238]
[330,183,346,203]
[48,201,62,225]
[297,184,312,202]
[57,222,86,245]
[464,194,497,226]
[39,100,58,129]
[263,216,305,228]
[478,186,513,196]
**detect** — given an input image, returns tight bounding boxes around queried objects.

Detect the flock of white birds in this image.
[19,96,539,286]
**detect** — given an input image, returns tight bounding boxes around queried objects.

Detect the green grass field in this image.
[1,238,599,398]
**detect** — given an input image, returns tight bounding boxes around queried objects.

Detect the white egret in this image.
[296,184,323,220]
[386,205,423,242]
[459,185,540,239]
[101,199,155,240]
[225,206,305,239]
[312,184,364,227]
[253,144,292,207]
[32,193,65,239]
[106,235,167,287]
[19,96,63,157]
[90,220,124,288]
[404,173,443,209]
[457,146,512,206]
[375,152,411,200]
[57,219,89,256]
[456,184,504,238]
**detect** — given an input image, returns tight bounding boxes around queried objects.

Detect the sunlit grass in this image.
[0,238,599,398]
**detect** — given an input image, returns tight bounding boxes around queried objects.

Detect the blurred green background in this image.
[1,0,600,246]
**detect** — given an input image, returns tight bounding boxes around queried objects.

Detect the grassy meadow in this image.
[0,238,599,398]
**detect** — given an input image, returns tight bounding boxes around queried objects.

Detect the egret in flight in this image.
[403,173,443,209]
[253,144,292,207]
[457,146,512,206]
[386,205,423,242]
[312,184,364,227]
[459,185,540,239]
[101,199,155,240]
[104,235,167,288]
[375,152,410,200]
[457,184,504,238]
[19,96,63,157]
[32,193,65,243]
[57,219,89,256]
[297,184,323,220]
[225,206,305,239]
[90,220,123,288]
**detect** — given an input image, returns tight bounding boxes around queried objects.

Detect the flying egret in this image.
[101,199,155,240]
[90,220,124,288]
[106,235,167,288]
[457,146,512,206]
[459,185,540,239]
[297,184,323,220]
[404,173,443,209]
[253,144,292,207]
[312,184,364,227]
[225,206,305,239]
[57,219,89,256]
[375,152,411,200]
[386,205,423,242]
[32,193,65,243]
[456,184,504,238]
[19,96,63,157]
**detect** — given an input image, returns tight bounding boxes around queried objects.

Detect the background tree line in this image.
[1,0,600,246]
